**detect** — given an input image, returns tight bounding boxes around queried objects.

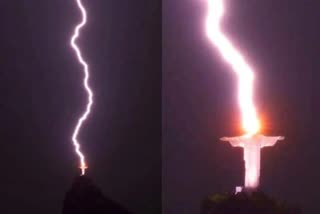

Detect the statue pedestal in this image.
[235,186,257,195]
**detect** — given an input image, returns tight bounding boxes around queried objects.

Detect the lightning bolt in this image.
[70,0,93,175]
[206,0,260,135]
[207,0,285,191]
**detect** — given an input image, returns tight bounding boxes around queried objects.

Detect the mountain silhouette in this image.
[63,175,132,214]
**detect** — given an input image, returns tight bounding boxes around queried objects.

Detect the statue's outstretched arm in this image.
[220,136,245,147]
[261,136,285,148]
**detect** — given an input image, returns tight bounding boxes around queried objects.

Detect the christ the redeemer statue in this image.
[221,134,284,191]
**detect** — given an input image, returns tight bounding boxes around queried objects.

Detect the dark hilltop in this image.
[201,191,301,214]
[63,175,133,214]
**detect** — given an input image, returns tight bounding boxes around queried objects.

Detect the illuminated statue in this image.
[221,135,284,190]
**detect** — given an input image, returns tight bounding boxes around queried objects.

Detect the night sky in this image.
[0,1,160,214]
[164,0,320,214]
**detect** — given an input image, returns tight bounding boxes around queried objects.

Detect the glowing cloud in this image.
[70,0,93,175]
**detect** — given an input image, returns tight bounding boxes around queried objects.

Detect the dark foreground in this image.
[63,175,132,214]
[201,191,301,214]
